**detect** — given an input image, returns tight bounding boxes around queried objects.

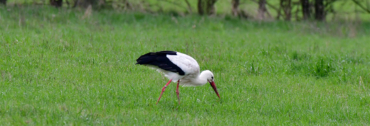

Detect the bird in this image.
[136,51,220,104]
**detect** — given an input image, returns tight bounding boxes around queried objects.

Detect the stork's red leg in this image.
[156,79,172,104]
[176,80,180,104]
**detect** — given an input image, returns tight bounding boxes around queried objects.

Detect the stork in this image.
[136,51,220,104]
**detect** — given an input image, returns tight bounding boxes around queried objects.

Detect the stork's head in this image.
[202,70,220,99]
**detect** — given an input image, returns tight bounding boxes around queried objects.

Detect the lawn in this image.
[0,6,370,125]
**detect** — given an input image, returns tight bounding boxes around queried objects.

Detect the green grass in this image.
[1,6,370,125]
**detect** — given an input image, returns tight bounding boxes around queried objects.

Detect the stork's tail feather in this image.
[136,51,177,65]
[136,52,156,65]
[135,51,185,75]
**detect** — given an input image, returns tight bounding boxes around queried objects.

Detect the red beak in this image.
[210,81,220,99]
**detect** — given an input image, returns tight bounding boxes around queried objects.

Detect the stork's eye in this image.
[211,76,214,79]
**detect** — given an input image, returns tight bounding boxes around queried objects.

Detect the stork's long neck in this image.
[193,71,209,85]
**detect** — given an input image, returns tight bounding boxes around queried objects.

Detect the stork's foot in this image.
[176,80,180,104]
[157,79,172,104]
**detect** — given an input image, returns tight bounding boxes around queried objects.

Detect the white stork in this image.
[136,51,220,104]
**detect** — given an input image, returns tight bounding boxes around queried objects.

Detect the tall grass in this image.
[0,6,370,125]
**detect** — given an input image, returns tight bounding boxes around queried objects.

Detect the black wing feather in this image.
[136,51,185,75]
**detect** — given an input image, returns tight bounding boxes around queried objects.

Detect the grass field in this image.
[1,6,370,125]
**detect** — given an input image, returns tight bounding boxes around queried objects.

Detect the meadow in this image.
[1,6,370,125]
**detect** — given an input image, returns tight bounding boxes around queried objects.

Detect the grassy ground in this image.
[1,6,370,125]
